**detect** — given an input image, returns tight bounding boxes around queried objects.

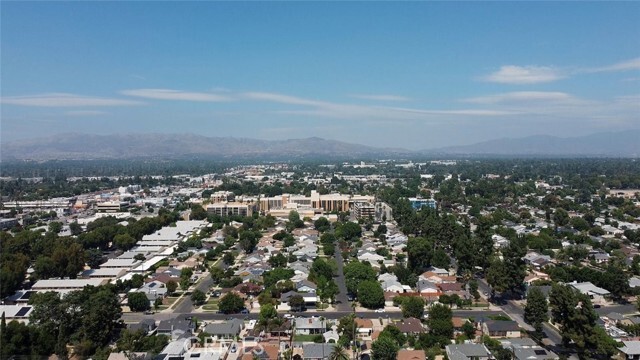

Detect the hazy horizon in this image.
[1,2,639,149]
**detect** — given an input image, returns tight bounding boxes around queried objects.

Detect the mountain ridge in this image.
[2,130,638,160]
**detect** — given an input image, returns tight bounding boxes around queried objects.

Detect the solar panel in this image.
[149,282,157,288]
[15,307,30,317]
[20,291,35,300]
[534,350,547,355]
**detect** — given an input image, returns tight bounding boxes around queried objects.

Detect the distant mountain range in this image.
[0,133,409,161]
[426,130,640,157]
[1,130,638,161]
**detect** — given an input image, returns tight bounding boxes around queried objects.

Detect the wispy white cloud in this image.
[121,88,232,102]
[350,94,411,101]
[246,91,512,120]
[384,107,518,116]
[482,57,640,85]
[464,91,578,104]
[0,93,143,107]
[483,66,565,84]
[243,92,324,106]
[586,57,640,73]
[65,110,107,116]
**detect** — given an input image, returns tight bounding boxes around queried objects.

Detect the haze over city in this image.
[1,2,639,149]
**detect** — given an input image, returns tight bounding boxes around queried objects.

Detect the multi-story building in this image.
[259,190,374,214]
[97,201,130,213]
[206,202,253,217]
[408,197,437,210]
[353,202,375,220]
[209,191,235,203]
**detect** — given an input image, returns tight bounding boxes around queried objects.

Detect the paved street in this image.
[174,272,215,314]
[122,307,503,323]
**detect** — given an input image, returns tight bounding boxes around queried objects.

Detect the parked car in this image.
[374,308,385,313]
[240,309,249,314]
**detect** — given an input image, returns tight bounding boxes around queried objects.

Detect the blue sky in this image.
[2,2,639,149]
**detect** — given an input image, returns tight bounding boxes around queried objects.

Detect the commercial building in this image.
[206,202,254,217]
[259,190,374,214]
[97,201,130,213]
[353,202,375,220]
[408,198,437,210]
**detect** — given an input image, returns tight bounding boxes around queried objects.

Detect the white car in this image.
[374,308,385,313]
[283,313,294,319]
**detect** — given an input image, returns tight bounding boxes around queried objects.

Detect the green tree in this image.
[371,334,399,360]
[314,217,331,233]
[218,292,245,314]
[379,325,406,346]
[427,303,453,341]
[166,280,177,295]
[335,222,362,241]
[524,287,548,333]
[289,295,305,311]
[69,221,83,236]
[190,204,208,220]
[431,248,450,269]
[357,280,384,309]
[549,284,617,358]
[85,248,104,269]
[259,303,277,325]
[114,233,137,251]
[344,261,376,294]
[337,314,357,347]
[468,279,480,301]
[310,258,334,281]
[328,344,350,360]
[223,252,235,266]
[191,289,206,306]
[407,237,434,274]
[401,296,425,319]
[128,292,151,312]
[48,221,63,234]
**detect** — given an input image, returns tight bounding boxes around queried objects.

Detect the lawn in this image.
[202,299,219,311]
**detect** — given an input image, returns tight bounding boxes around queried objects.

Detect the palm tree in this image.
[328,344,349,360]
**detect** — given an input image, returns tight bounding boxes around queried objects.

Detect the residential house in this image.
[136,280,168,302]
[296,280,318,293]
[500,338,559,360]
[357,250,385,263]
[445,344,492,360]
[570,281,610,304]
[396,318,425,334]
[619,340,640,360]
[427,266,450,276]
[302,343,335,360]
[629,276,640,289]
[157,317,194,338]
[418,271,456,284]
[591,252,611,264]
[294,317,327,335]
[235,282,264,296]
[128,318,157,334]
[396,350,426,360]
[355,318,373,340]
[381,278,405,293]
[204,318,244,340]
[416,280,439,295]
[280,291,318,306]
[242,343,280,360]
[482,320,521,338]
